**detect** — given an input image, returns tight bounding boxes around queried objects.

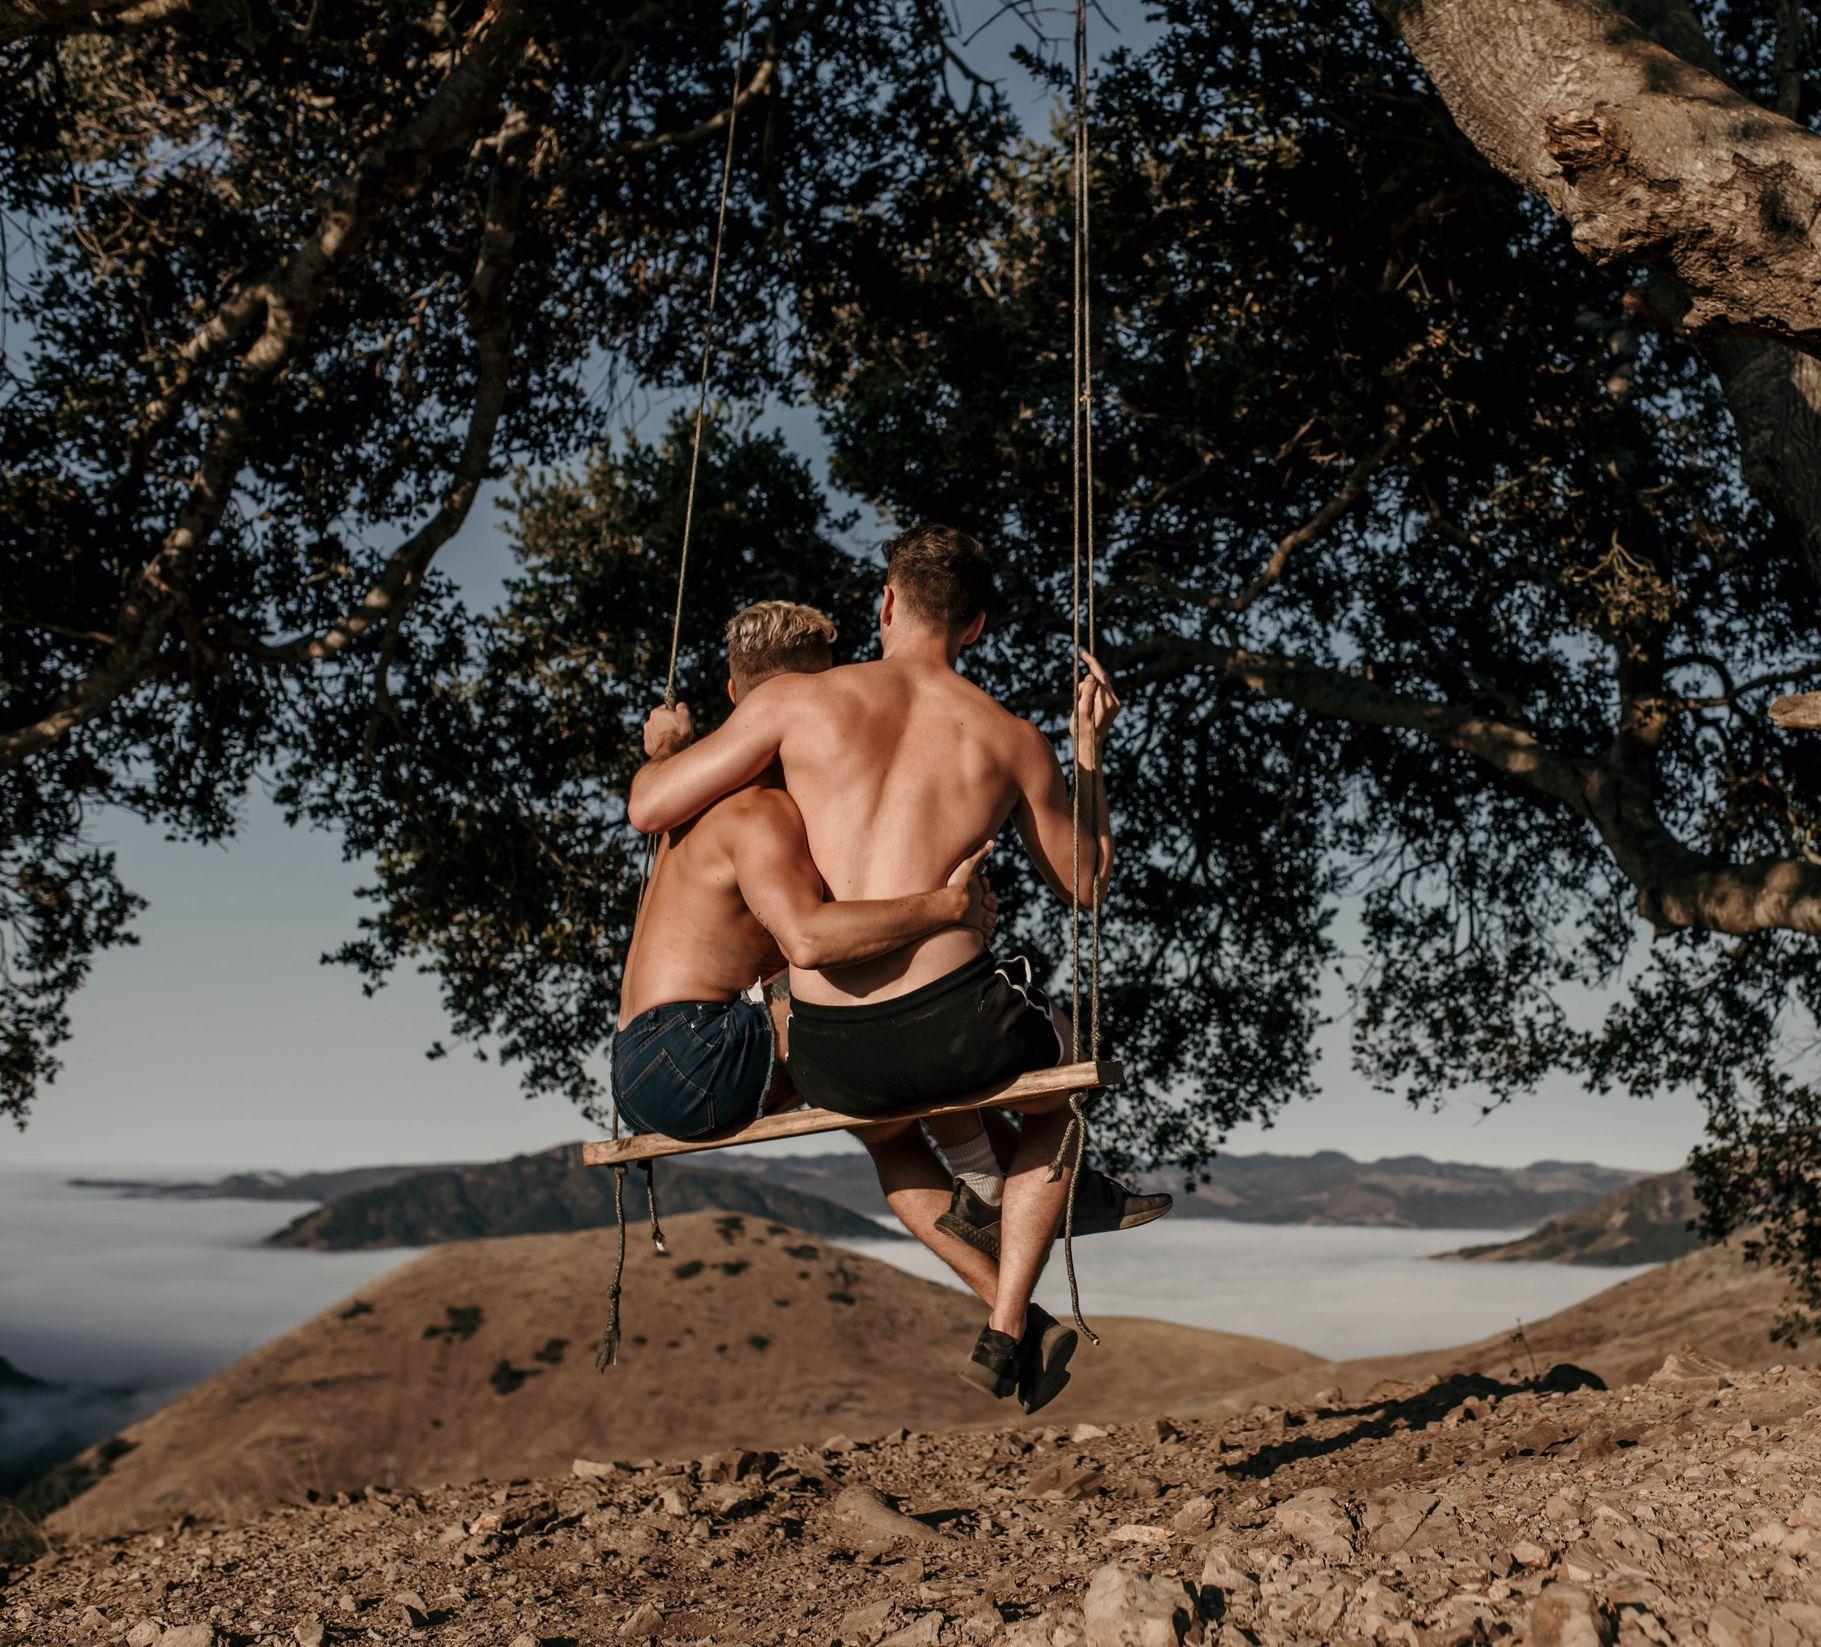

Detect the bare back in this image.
[616,795,781,1028]
[777,656,1029,1005]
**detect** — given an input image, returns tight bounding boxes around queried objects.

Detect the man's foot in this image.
[959,1325,1020,1401]
[1017,1304,1078,1415]
[934,1180,1004,1257]
[934,1168,1173,1260]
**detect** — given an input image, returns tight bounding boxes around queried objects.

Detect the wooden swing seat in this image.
[582,1058,1122,1167]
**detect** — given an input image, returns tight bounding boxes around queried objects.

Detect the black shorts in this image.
[787,952,1065,1119]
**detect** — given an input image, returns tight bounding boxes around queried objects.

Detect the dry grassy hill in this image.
[46,1212,1316,1538]
[1436,1167,1702,1267]
[1209,1236,1812,1415]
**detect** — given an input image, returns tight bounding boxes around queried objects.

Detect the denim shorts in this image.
[611,997,774,1138]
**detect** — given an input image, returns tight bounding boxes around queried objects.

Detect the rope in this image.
[596,1164,630,1370]
[603,2,752,1369]
[1047,0,1100,1348]
[662,0,753,712]
[645,1161,668,1254]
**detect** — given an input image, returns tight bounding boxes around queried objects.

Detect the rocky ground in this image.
[7,1348,1818,1647]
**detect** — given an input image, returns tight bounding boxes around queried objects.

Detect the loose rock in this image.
[1081,1564,1204,1647]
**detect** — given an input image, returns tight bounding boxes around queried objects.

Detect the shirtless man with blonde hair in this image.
[613,600,994,1140]
[630,527,1167,1410]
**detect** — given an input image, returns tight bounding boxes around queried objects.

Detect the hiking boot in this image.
[1017,1303,1078,1415]
[959,1324,1020,1401]
[934,1168,1174,1260]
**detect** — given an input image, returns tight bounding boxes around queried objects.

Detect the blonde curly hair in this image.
[725,600,838,694]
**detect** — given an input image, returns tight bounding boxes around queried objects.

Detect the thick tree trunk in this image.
[1378,0,1821,353]
[1380,0,1821,583]
[0,0,202,41]
[1701,338,1821,579]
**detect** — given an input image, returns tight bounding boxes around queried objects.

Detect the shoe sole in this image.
[1021,1323,1079,1415]
[935,1209,1002,1258]
[958,1359,1017,1401]
[936,1196,1174,1264]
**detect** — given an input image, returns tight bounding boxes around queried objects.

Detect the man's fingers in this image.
[948,839,996,884]
[961,839,996,875]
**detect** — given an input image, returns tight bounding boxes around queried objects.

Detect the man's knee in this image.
[1003,1091,1071,1117]
[852,1120,918,1150]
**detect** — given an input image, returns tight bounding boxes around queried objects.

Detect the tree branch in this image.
[225,109,532,673]
[0,0,200,42]
[1137,412,1412,614]
[0,0,535,774]
[1376,0,1821,357]
[1123,632,1821,936]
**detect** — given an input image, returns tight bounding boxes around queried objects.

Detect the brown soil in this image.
[8,1353,1818,1646]
[1208,1236,1813,1417]
[42,1214,1315,1541]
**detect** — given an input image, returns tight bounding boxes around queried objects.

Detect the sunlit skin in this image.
[617,657,996,1109]
[630,583,1121,1339]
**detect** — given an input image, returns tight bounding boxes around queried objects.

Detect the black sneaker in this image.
[935,1181,1003,1257]
[1017,1304,1078,1415]
[959,1325,1020,1401]
[935,1169,1173,1260]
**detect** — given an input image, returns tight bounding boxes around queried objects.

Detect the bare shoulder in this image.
[995,700,1058,767]
[706,785,805,848]
[737,668,821,721]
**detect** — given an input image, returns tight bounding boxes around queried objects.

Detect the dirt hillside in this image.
[11,1352,1818,1646]
[1211,1235,1811,1416]
[43,1213,1315,1539]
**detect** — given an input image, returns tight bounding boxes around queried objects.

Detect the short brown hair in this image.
[884,524,994,630]
[725,600,837,695]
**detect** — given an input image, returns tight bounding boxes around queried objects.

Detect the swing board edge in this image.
[581,1058,1123,1167]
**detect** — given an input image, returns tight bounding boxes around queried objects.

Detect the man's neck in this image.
[880,625,962,668]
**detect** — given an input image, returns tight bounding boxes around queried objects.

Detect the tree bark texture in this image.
[1380,0,1821,582]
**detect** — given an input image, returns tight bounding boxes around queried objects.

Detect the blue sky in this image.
[3,1,1708,1177]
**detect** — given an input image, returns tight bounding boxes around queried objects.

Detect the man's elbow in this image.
[626,781,665,835]
[773,926,834,971]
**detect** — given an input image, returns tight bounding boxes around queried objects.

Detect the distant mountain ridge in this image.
[70,1162,476,1203]
[696,1147,1648,1231]
[266,1147,898,1250]
[1436,1168,1703,1266]
[75,1144,1653,1241]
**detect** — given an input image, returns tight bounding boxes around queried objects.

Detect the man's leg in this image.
[854,1121,1001,1308]
[987,1006,1077,1339]
[924,1111,1005,1207]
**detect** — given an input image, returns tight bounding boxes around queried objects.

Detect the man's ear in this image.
[726,675,739,706]
[879,585,895,630]
[959,611,986,648]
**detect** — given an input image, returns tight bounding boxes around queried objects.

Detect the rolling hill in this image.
[1435,1167,1702,1266]
[1200,1234,1811,1413]
[266,1147,896,1248]
[46,1212,1317,1537]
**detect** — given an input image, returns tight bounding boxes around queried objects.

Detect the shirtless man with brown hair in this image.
[613,601,995,1141]
[629,527,1167,1410]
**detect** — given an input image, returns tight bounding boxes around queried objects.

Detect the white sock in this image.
[943,1130,1004,1206]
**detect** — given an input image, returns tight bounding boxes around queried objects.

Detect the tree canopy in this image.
[5,0,1821,1328]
